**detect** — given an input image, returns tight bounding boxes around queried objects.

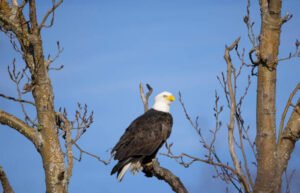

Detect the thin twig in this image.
[244,0,257,47]
[47,41,64,69]
[73,142,111,165]
[0,93,35,106]
[39,0,64,30]
[278,40,300,62]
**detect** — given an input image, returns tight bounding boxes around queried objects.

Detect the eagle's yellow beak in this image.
[167,95,175,102]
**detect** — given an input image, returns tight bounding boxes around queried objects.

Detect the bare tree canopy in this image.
[1,0,299,193]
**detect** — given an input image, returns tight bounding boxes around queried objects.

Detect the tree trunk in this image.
[30,36,67,193]
[254,1,282,193]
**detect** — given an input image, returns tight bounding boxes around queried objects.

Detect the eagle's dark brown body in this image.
[111,108,173,180]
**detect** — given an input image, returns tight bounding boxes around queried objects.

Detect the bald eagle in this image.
[111,91,175,181]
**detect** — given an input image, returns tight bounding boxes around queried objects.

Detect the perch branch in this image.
[143,159,188,193]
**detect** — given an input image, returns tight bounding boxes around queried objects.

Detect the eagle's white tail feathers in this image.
[117,162,131,181]
[130,161,142,175]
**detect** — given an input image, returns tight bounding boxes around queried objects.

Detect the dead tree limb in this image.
[224,37,251,193]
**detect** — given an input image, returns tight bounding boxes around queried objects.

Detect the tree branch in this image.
[39,0,64,30]
[224,37,251,193]
[139,83,187,193]
[277,99,300,174]
[73,142,111,165]
[143,159,188,193]
[279,83,300,140]
[0,110,42,148]
[29,0,38,30]
[0,93,35,106]
[0,166,14,193]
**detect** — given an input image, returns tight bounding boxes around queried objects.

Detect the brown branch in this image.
[0,93,35,106]
[39,0,64,30]
[139,83,187,193]
[236,112,254,188]
[29,0,38,30]
[143,159,188,193]
[224,37,251,193]
[279,83,300,140]
[277,99,300,174]
[0,166,14,193]
[0,110,42,148]
[235,74,254,188]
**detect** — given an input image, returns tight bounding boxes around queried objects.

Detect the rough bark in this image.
[254,0,283,193]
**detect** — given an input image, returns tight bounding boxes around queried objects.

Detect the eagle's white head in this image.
[152,91,175,113]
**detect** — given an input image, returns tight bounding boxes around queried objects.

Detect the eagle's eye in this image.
[163,95,168,98]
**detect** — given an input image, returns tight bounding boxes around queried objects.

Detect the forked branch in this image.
[39,0,64,30]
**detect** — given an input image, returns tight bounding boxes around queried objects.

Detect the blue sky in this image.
[0,0,300,192]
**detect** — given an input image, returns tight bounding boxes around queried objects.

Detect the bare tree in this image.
[163,0,300,193]
[0,1,107,193]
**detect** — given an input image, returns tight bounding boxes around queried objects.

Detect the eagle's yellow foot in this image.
[145,161,153,167]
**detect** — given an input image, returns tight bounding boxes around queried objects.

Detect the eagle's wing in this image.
[112,110,172,161]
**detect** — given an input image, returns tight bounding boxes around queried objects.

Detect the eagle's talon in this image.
[145,161,153,167]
